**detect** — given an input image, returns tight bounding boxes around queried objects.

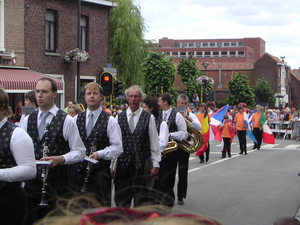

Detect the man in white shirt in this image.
[176,94,201,205]
[21,77,86,225]
[69,82,123,206]
[0,87,36,225]
[114,85,161,208]
[157,93,188,208]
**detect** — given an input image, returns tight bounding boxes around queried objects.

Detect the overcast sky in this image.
[136,0,300,69]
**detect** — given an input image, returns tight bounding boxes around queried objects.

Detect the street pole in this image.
[77,0,81,102]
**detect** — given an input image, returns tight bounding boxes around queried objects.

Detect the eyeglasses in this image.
[80,207,221,225]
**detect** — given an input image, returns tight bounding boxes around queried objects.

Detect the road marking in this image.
[284,144,300,149]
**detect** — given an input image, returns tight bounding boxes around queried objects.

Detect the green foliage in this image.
[142,51,178,103]
[227,73,256,106]
[253,78,275,104]
[109,0,152,89]
[177,55,200,100]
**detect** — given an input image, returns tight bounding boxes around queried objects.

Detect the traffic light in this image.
[100,72,114,97]
[114,80,123,97]
[208,90,215,101]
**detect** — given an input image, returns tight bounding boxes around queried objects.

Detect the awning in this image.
[0,67,64,93]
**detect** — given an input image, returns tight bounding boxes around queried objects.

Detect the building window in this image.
[196,51,203,57]
[203,43,208,47]
[238,42,243,46]
[249,52,254,60]
[221,51,228,57]
[180,52,186,57]
[188,43,194,47]
[238,51,245,57]
[45,9,57,52]
[196,42,201,47]
[217,42,222,47]
[204,51,211,57]
[229,51,236,57]
[188,51,194,56]
[175,43,180,48]
[80,16,88,51]
[181,43,187,48]
[213,51,219,57]
[224,42,229,47]
[0,0,4,51]
[172,52,179,58]
[210,43,216,47]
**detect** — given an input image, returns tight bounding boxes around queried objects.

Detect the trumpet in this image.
[81,132,99,193]
[39,125,50,206]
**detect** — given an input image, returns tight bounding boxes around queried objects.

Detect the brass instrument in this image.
[162,140,178,155]
[81,132,98,193]
[39,125,50,206]
[178,117,203,153]
[79,103,85,112]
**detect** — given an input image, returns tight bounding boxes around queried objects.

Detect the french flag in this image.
[209,105,229,142]
[263,124,275,144]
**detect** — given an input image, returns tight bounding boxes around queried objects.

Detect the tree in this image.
[227,73,255,106]
[142,51,178,103]
[109,0,152,89]
[253,78,275,104]
[177,55,200,100]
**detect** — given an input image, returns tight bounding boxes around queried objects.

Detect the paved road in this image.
[171,136,300,225]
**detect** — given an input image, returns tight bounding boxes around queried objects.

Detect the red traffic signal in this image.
[100,72,114,97]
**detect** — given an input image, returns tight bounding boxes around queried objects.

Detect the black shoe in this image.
[221,156,225,158]
[252,147,256,149]
[200,160,204,163]
[239,152,243,154]
[298,173,300,176]
[257,148,260,150]
[228,154,231,157]
[245,153,247,155]
[178,198,184,205]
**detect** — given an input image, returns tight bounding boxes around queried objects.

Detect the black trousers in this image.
[0,188,27,225]
[68,165,112,207]
[114,162,148,208]
[237,130,247,153]
[222,137,231,157]
[177,148,189,199]
[22,176,69,225]
[252,127,263,149]
[199,143,210,161]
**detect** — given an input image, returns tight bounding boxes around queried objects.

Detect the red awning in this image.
[0,67,63,92]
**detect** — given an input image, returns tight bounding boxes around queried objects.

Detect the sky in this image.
[136,0,300,70]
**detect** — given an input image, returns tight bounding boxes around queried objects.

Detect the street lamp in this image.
[201,62,210,75]
[201,62,210,103]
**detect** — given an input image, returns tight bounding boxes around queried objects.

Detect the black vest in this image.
[118,110,151,169]
[27,110,69,180]
[160,110,178,138]
[0,121,21,192]
[155,117,163,135]
[75,110,111,171]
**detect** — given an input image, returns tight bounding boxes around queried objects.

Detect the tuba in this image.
[162,140,178,155]
[178,117,203,153]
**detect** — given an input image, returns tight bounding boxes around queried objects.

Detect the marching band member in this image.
[142,96,169,204]
[69,82,123,206]
[21,77,86,225]
[157,93,187,208]
[114,85,161,208]
[0,87,36,225]
[176,94,201,205]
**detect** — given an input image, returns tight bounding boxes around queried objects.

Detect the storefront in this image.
[0,67,65,111]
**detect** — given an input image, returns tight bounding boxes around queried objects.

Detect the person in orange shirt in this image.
[251,105,263,150]
[234,105,247,155]
[219,114,234,158]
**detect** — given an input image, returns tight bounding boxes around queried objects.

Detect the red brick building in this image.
[0,0,116,109]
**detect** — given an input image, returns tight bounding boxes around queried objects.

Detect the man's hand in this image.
[40,156,64,168]
[150,167,159,180]
[89,152,99,160]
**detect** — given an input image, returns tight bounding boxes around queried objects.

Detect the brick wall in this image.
[24,0,110,104]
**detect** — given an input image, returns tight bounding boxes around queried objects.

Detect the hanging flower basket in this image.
[64,48,90,63]
[274,93,284,98]
[197,76,214,85]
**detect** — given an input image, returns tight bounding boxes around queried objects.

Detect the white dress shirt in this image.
[74,107,123,161]
[116,107,161,168]
[188,111,202,131]
[159,121,169,153]
[21,105,86,164]
[0,118,36,182]
[163,108,188,141]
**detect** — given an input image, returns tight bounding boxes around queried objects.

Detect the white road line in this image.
[284,144,300,149]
